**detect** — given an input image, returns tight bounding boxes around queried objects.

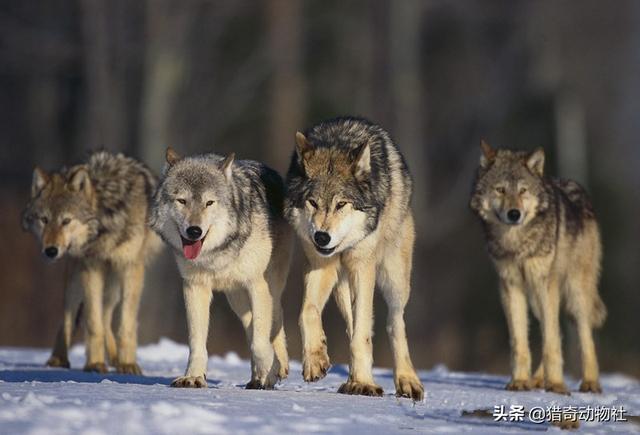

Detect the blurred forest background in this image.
[1,1,639,378]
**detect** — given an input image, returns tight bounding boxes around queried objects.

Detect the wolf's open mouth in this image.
[315,246,336,256]
[181,233,207,260]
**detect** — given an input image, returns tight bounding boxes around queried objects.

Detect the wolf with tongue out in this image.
[150,147,293,389]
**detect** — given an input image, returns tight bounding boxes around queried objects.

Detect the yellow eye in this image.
[61,218,71,226]
[308,199,318,209]
[336,201,347,210]
[206,200,214,207]
[176,198,187,205]
[495,187,505,194]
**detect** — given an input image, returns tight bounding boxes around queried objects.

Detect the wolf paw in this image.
[278,363,289,381]
[171,375,207,388]
[579,380,602,393]
[83,362,108,374]
[46,356,70,369]
[545,381,570,395]
[245,378,275,390]
[302,348,330,382]
[506,379,531,391]
[395,375,424,401]
[338,381,383,397]
[530,377,545,389]
[115,362,142,376]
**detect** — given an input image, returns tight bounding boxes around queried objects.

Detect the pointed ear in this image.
[220,153,235,180]
[352,142,371,180]
[166,146,181,167]
[526,148,545,176]
[67,167,93,197]
[295,131,314,166]
[480,140,496,168]
[31,167,50,198]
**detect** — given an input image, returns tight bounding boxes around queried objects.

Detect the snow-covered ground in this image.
[0,339,638,434]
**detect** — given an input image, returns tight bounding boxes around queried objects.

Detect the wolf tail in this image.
[591,295,607,329]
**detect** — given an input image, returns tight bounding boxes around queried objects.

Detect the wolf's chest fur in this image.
[486,215,556,260]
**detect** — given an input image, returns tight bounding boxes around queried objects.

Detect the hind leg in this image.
[567,278,602,393]
[271,290,289,381]
[300,256,338,382]
[102,273,121,367]
[333,276,353,340]
[378,216,423,401]
[48,264,83,369]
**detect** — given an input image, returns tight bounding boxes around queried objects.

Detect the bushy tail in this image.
[591,295,607,329]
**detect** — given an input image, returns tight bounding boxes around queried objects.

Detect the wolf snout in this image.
[507,209,521,223]
[313,231,331,247]
[43,246,59,259]
[186,226,203,240]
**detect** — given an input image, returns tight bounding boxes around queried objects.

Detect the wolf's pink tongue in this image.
[183,240,203,260]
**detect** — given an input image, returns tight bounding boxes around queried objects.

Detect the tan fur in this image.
[471,142,606,394]
[170,213,293,389]
[288,123,423,400]
[152,149,293,389]
[24,153,160,374]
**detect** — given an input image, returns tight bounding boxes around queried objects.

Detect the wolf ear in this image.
[352,142,371,180]
[31,167,50,198]
[68,167,93,197]
[480,140,496,168]
[295,132,314,169]
[166,147,181,167]
[220,153,235,180]
[526,148,545,176]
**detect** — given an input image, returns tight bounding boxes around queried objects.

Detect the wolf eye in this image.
[519,187,528,195]
[495,186,505,195]
[336,201,347,210]
[176,198,187,205]
[40,216,48,225]
[308,199,318,209]
[61,218,71,226]
[205,200,214,207]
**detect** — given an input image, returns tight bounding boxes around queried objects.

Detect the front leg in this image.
[498,271,532,391]
[115,261,144,375]
[172,278,212,388]
[531,273,568,394]
[300,258,338,382]
[339,260,383,397]
[80,262,108,373]
[245,278,277,389]
[47,267,83,369]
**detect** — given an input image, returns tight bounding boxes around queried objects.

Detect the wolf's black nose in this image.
[314,231,331,247]
[186,226,203,239]
[507,209,521,223]
[44,246,58,258]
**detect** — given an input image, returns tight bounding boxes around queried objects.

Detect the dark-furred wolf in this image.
[285,117,424,400]
[470,141,606,394]
[150,148,292,389]
[22,151,160,374]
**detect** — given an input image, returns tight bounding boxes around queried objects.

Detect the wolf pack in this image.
[21,116,607,402]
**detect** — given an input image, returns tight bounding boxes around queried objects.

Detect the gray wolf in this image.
[22,151,160,374]
[285,117,424,400]
[150,147,292,389]
[470,140,606,394]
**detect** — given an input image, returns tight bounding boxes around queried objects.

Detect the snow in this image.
[0,339,638,434]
